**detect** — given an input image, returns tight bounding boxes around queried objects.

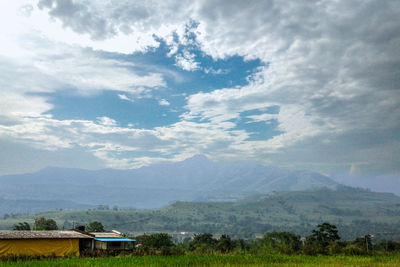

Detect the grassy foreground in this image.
[1,254,400,267]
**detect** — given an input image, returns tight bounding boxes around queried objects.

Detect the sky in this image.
[0,0,399,179]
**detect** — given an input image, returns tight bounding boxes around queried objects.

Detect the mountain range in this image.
[0,155,339,212]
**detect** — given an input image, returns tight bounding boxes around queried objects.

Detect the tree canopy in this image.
[304,222,340,254]
[147,233,174,249]
[189,233,218,252]
[86,221,105,232]
[12,222,31,231]
[263,231,302,253]
[33,217,58,230]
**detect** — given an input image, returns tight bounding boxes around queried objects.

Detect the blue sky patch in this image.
[234,107,282,141]
[43,43,263,129]
[42,91,182,129]
[237,119,282,141]
[102,40,263,93]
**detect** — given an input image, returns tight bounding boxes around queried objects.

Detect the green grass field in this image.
[1,254,400,267]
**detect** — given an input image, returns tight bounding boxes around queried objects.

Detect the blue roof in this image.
[94,238,136,242]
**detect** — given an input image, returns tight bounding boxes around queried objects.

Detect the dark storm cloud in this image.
[38,0,115,40]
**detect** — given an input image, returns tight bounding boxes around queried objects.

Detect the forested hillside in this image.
[1,188,400,240]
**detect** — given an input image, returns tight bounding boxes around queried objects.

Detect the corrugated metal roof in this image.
[0,231,93,239]
[90,232,124,238]
[94,238,135,242]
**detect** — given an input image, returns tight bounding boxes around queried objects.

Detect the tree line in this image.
[12,219,400,255]
[132,223,400,256]
[12,218,104,232]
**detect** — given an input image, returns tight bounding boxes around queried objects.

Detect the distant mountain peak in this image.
[183,154,210,162]
[0,155,341,209]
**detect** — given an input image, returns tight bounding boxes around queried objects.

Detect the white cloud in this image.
[159,99,170,106]
[97,117,117,127]
[118,94,134,102]
[203,67,229,75]
[31,46,166,94]
[34,0,194,54]
[0,0,399,176]
[174,50,200,71]
[0,8,168,120]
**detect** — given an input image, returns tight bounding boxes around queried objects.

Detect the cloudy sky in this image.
[0,0,399,178]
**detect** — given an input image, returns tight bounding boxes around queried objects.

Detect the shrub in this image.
[188,233,218,252]
[262,232,302,254]
[216,235,234,253]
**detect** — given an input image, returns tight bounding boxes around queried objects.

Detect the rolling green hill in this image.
[1,187,399,240]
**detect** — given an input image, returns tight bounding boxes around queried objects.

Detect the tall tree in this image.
[311,222,340,246]
[304,222,340,254]
[33,217,58,230]
[353,234,373,253]
[86,221,105,232]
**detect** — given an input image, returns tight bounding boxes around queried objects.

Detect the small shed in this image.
[0,230,93,257]
[91,231,135,250]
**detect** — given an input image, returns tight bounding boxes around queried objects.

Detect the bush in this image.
[327,241,344,255]
[133,245,156,256]
[147,233,174,250]
[12,222,31,231]
[216,235,234,253]
[188,233,218,252]
[374,240,400,252]
[262,232,302,254]
[343,244,365,255]
[303,240,323,255]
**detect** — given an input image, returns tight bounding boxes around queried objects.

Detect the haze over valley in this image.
[0,155,340,211]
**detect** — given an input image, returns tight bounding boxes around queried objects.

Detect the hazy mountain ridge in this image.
[332,173,400,196]
[0,197,93,216]
[236,186,400,205]
[0,155,339,210]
